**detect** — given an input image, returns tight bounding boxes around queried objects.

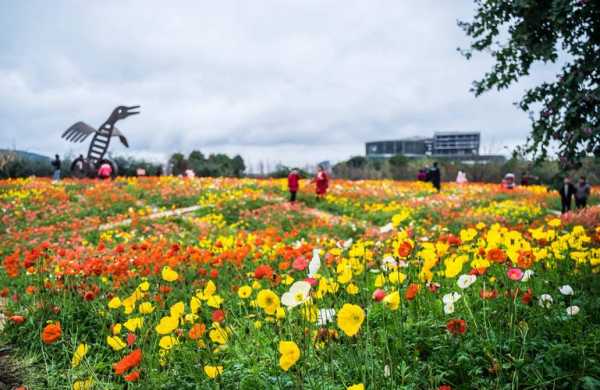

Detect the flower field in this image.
[1,177,600,389]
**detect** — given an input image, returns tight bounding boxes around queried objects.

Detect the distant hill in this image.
[0,149,50,162]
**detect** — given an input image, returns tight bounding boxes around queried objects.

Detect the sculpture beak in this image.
[125,105,141,116]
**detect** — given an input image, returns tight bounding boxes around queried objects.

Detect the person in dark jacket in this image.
[428,162,441,192]
[51,154,61,182]
[557,176,576,214]
[574,176,591,209]
[287,169,300,203]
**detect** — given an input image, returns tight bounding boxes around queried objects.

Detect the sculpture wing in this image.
[112,127,129,148]
[62,121,97,143]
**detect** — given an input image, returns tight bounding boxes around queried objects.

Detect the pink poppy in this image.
[372,289,386,302]
[304,277,318,286]
[507,267,524,281]
[292,256,308,271]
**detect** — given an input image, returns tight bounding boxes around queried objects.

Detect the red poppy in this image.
[446,319,467,335]
[212,309,225,323]
[405,283,420,301]
[372,289,386,302]
[439,386,453,390]
[254,264,273,280]
[124,370,140,382]
[83,290,96,301]
[9,315,25,325]
[486,248,507,263]
[469,267,487,276]
[127,333,137,346]
[397,241,413,258]
[479,289,497,300]
[113,348,142,375]
[521,288,533,305]
[210,269,219,279]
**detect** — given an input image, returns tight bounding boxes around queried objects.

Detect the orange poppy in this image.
[189,323,206,340]
[41,322,62,344]
[113,348,142,375]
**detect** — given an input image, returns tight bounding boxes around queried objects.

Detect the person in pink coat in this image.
[97,161,113,180]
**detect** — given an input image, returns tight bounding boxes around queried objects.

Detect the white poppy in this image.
[381,256,397,272]
[457,274,477,289]
[380,223,394,234]
[317,308,336,326]
[343,238,353,249]
[281,281,312,308]
[308,249,321,278]
[559,285,574,296]
[521,270,534,282]
[384,365,391,378]
[443,302,455,314]
[538,294,553,308]
[566,305,580,316]
[442,292,462,305]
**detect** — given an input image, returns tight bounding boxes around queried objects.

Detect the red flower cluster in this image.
[446,319,467,335]
[254,264,274,280]
[486,248,507,263]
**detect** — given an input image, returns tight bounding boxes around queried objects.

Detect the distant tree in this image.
[459,0,600,169]
[188,150,206,175]
[347,156,368,169]
[231,155,246,177]
[169,153,187,176]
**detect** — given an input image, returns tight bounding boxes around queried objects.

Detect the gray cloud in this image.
[0,1,556,169]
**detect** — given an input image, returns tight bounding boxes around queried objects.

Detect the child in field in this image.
[287,169,300,203]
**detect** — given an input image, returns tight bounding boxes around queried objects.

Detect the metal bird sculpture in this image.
[62,105,140,177]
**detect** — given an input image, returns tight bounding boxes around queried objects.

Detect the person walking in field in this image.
[557,176,576,214]
[313,165,329,200]
[574,175,591,209]
[428,162,441,192]
[287,168,300,203]
[51,154,61,182]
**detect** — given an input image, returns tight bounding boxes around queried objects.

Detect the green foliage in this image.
[112,156,163,177]
[171,151,246,178]
[459,0,600,169]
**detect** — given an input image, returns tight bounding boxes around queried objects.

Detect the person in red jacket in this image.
[313,165,329,200]
[287,168,300,203]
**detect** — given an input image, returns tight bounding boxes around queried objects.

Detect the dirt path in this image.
[97,205,202,231]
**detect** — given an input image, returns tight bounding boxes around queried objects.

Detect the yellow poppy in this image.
[279,340,300,371]
[337,304,365,337]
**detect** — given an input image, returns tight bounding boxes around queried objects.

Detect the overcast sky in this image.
[0,1,558,170]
